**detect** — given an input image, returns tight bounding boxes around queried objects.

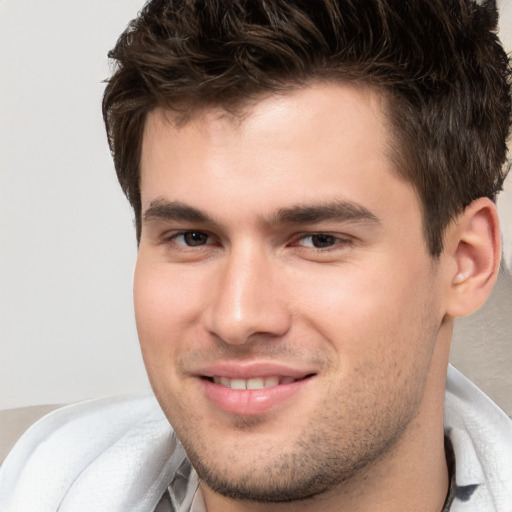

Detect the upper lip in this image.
[194,361,317,380]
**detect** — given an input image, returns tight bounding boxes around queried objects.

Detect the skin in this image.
[134,83,482,512]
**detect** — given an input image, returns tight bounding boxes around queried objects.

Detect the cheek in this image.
[290,257,439,359]
[133,260,194,373]
[133,261,196,405]
[134,258,207,336]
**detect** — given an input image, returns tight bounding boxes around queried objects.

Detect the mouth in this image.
[200,372,316,415]
[202,374,315,390]
[196,362,317,415]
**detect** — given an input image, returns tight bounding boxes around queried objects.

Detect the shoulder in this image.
[445,365,512,511]
[0,404,63,466]
[445,365,512,435]
[0,394,188,512]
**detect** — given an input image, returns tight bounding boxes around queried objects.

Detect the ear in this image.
[445,197,501,318]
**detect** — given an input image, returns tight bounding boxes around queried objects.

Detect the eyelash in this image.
[163,230,352,252]
[164,231,216,248]
[292,233,352,250]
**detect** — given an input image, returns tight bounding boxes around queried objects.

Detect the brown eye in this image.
[309,234,337,248]
[297,234,339,248]
[174,231,210,246]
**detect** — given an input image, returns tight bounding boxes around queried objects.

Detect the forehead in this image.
[144,82,388,138]
[139,83,416,223]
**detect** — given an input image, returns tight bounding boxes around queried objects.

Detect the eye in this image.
[297,234,344,249]
[172,231,211,247]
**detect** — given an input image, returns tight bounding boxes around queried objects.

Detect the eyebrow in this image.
[143,199,215,224]
[142,198,380,227]
[267,201,380,226]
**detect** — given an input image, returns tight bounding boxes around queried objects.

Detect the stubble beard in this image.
[176,377,425,504]
[162,298,441,505]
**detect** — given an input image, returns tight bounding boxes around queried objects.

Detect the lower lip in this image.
[200,378,311,416]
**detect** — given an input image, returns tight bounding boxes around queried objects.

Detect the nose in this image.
[203,245,292,345]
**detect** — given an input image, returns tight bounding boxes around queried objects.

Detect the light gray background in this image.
[1,0,511,414]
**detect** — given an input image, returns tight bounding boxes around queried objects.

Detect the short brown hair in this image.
[103,0,511,256]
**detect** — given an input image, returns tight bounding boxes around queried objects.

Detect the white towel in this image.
[0,394,188,512]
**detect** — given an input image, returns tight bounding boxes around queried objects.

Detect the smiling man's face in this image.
[134,83,451,505]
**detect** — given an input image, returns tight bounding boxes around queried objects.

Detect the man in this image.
[0,0,511,511]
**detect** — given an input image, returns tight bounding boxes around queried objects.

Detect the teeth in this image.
[264,376,279,388]
[246,378,264,390]
[230,379,246,390]
[212,376,295,389]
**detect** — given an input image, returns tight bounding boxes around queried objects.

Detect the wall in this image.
[0,0,150,409]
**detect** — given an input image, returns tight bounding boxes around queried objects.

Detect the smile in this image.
[210,376,298,390]
[199,372,315,415]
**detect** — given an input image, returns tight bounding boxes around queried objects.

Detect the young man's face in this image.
[135,83,450,502]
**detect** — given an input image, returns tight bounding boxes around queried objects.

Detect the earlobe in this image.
[445,198,501,318]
